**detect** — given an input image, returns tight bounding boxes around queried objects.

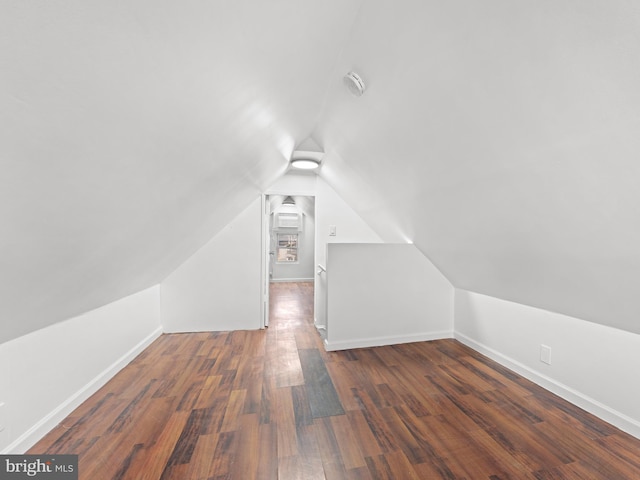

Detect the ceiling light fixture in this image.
[343,71,366,96]
[290,158,320,170]
[290,149,323,170]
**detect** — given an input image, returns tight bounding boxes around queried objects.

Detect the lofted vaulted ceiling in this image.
[0,0,362,343]
[2,0,640,343]
[316,0,640,334]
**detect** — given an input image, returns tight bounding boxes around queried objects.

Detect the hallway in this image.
[29,282,640,479]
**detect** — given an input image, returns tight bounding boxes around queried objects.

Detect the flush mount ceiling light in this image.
[343,71,366,97]
[290,158,320,170]
[290,150,323,170]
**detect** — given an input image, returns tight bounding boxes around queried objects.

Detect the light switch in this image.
[329,225,337,236]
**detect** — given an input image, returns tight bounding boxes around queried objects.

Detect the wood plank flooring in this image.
[29,282,640,479]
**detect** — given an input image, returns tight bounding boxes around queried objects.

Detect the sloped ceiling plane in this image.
[2,0,640,343]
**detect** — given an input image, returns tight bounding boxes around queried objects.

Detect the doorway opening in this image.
[262,195,315,328]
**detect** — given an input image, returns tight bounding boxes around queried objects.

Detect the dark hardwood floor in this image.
[30,281,640,479]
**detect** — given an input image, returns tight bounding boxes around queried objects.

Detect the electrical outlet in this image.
[540,345,552,365]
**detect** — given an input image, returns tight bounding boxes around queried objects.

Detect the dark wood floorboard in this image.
[298,349,345,419]
[29,281,640,479]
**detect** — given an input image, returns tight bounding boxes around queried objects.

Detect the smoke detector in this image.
[343,71,366,97]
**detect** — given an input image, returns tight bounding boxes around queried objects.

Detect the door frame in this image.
[261,192,316,329]
[261,194,271,328]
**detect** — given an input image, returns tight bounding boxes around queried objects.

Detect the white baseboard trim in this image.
[324,330,453,352]
[4,326,163,454]
[454,332,640,440]
[270,278,315,283]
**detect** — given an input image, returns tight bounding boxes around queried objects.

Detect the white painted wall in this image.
[454,289,640,439]
[325,243,453,351]
[314,177,383,330]
[161,197,263,332]
[265,172,317,197]
[0,286,161,453]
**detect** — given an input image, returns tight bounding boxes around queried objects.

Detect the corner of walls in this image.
[0,285,162,453]
[160,196,263,333]
[454,288,640,439]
